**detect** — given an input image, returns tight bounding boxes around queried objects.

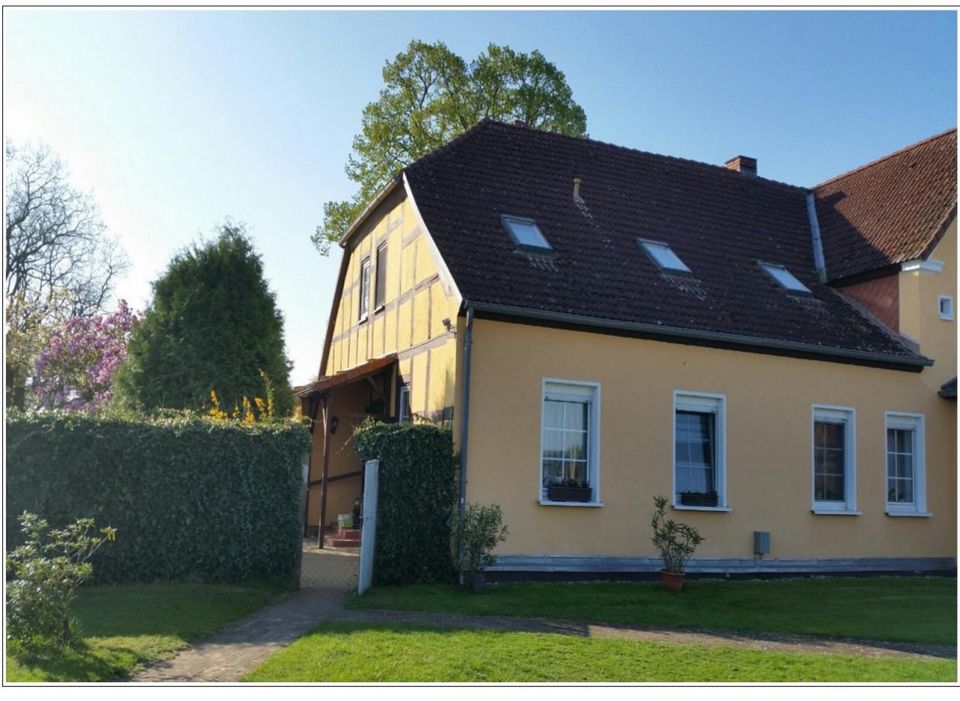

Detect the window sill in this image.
[373,304,385,314]
[885,510,933,518]
[358,315,369,324]
[672,504,731,513]
[811,508,862,516]
[538,499,604,508]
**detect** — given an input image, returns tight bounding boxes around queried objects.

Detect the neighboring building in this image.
[298,121,956,575]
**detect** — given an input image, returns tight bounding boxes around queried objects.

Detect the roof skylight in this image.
[638,239,691,273]
[502,214,551,250]
[759,261,811,293]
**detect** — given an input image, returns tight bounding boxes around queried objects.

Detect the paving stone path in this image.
[134,545,954,682]
[134,542,358,683]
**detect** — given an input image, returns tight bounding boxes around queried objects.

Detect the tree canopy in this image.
[312,40,587,254]
[114,223,295,417]
[33,300,136,412]
[5,141,127,409]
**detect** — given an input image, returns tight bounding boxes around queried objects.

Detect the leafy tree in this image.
[114,222,295,416]
[32,300,136,412]
[5,141,128,409]
[312,40,587,254]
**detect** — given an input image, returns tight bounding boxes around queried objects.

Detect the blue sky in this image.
[4,9,956,384]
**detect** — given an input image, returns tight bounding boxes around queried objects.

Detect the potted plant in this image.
[679,491,719,507]
[546,478,592,503]
[650,496,704,591]
[451,503,509,593]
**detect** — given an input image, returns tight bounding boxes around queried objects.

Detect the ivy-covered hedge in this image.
[6,412,310,585]
[354,421,457,585]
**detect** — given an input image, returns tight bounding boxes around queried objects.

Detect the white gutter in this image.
[900,259,944,274]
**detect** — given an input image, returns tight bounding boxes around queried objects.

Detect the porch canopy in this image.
[296,353,398,401]
[297,354,398,542]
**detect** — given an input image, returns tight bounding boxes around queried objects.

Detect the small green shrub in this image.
[353,421,456,585]
[650,496,704,574]
[451,503,509,588]
[6,512,116,653]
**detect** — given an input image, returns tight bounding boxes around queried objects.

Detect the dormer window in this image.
[759,261,811,293]
[638,239,691,273]
[502,214,551,250]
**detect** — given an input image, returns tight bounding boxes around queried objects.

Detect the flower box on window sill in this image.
[679,491,719,508]
[546,485,593,503]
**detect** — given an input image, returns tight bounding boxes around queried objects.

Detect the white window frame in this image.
[811,405,859,515]
[502,214,551,250]
[358,257,371,321]
[638,239,692,273]
[672,391,729,512]
[398,383,411,424]
[759,261,812,294]
[884,412,929,517]
[374,242,388,311]
[938,295,954,321]
[539,379,602,507]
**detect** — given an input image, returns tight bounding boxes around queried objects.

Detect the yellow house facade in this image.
[299,121,956,575]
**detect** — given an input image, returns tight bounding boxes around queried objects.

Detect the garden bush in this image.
[353,421,457,585]
[451,503,509,590]
[6,412,310,585]
[6,512,115,653]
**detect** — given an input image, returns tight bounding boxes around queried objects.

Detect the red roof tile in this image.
[814,129,957,281]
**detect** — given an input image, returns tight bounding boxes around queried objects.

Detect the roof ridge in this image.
[814,126,958,190]
[411,118,807,193]
[493,120,808,192]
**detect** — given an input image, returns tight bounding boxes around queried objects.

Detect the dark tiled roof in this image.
[814,129,957,282]
[939,377,957,399]
[403,120,926,366]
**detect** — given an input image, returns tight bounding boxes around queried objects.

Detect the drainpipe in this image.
[457,305,475,526]
[806,192,828,283]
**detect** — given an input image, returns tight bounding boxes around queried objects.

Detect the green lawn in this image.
[349,577,957,645]
[7,581,284,682]
[244,621,957,683]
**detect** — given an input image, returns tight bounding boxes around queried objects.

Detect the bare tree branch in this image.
[4,140,130,409]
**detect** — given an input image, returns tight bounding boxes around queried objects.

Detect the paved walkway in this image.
[134,548,953,682]
[133,542,358,683]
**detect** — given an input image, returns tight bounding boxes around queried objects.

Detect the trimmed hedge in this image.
[354,421,457,585]
[6,412,310,585]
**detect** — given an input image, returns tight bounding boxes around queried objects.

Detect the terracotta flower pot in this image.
[660,569,686,591]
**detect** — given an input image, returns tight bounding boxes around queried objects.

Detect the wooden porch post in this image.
[318,394,331,549]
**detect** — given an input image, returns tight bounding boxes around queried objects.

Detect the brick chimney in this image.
[724,155,757,177]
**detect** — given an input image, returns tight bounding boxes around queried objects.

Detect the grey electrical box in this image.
[754,531,771,555]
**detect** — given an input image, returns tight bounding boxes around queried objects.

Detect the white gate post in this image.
[358,459,379,594]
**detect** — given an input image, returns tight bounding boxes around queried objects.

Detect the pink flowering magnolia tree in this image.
[33,301,137,411]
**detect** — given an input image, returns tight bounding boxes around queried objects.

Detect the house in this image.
[298,120,956,575]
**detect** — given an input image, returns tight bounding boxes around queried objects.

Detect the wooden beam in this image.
[365,376,384,400]
[318,395,331,549]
